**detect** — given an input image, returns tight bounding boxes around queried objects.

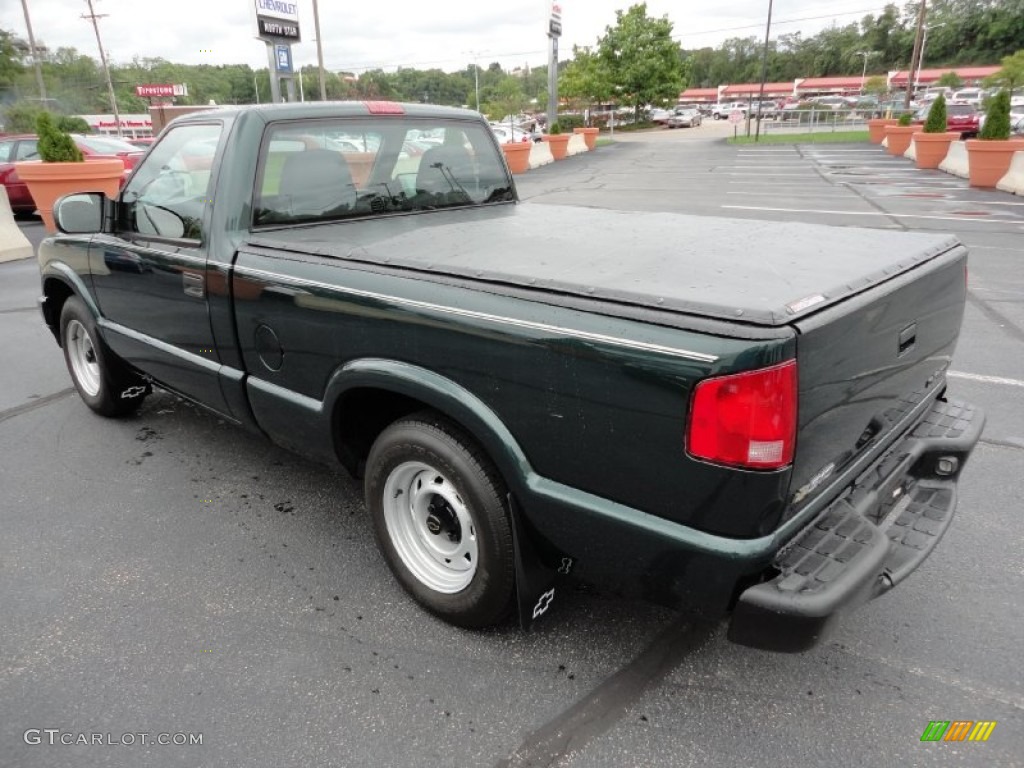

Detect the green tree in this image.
[559,46,612,119]
[2,101,45,132]
[36,111,82,162]
[934,71,963,89]
[597,3,682,123]
[985,49,1024,92]
[863,75,889,97]
[923,93,947,132]
[0,28,26,90]
[979,89,1011,140]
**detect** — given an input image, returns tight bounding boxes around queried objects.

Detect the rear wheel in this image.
[60,296,149,416]
[365,413,515,628]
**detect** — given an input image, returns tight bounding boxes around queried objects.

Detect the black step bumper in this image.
[728,398,984,652]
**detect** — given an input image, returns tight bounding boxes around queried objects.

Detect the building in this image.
[78,114,153,139]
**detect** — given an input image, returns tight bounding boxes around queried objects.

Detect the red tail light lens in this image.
[687,360,797,470]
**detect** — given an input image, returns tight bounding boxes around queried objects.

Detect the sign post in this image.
[547,3,562,129]
[253,0,301,103]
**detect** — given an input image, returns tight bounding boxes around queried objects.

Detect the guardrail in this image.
[759,108,873,134]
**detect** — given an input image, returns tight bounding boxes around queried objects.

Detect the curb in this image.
[996,150,1024,196]
[939,141,969,179]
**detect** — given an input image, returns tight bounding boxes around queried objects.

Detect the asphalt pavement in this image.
[2,131,1022,768]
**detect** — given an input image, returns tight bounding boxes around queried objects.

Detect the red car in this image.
[946,104,981,138]
[0,133,144,214]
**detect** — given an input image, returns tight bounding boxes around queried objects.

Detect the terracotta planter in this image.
[15,159,123,232]
[542,133,571,160]
[501,142,531,174]
[913,131,961,170]
[868,118,898,144]
[965,139,1021,188]
[884,125,919,156]
[573,126,599,150]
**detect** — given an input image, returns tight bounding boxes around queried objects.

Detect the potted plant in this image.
[965,90,1018,188]
[884,112,918,156]
[15,113,123,232]
[573,123,600,150]
[913,94,961,169]
[542,120,571,160]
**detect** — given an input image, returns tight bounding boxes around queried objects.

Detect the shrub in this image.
[55,115,92,134]
[979,89,1011,140]
[897,112,913,126]
[555,114,584,131]
[923,94,947,133]
[548,121,562,135]
[36,112,84,162]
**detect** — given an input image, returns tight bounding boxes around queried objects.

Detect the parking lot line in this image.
[721,205,1024,225]
[949,371,1024,388]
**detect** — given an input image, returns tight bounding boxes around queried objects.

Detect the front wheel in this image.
[365,413,515,628]
[60,296,150,416]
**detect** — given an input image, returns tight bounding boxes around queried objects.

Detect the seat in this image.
[278,149,356,218]
[415,144,474,197]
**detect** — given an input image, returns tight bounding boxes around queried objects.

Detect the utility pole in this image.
[856,51,877,92]
[916,23,945,92]
[464,51,483,111]
[312,0,327,100]
[904,0,927,110]
[19,0,48,106]
[753,0,774,142]
[82,0,122,136]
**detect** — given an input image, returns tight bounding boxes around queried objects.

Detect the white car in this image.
[489,124,535,144]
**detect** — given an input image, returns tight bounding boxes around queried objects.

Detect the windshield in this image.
[253,116,513,228]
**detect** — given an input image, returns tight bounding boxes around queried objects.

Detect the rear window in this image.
[253,117,513,228]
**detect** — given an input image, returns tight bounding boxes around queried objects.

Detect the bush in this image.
[555,114,584,131]
[55,115,91,134]
[897,112,913,126]
[923,94,947,133]
[36,112,84,162]
[548,121,562,135]
[979,90,1011,140]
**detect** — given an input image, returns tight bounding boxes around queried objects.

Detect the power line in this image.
[674,7,889,39]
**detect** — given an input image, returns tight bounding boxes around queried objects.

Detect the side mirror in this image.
[53,192,108,234]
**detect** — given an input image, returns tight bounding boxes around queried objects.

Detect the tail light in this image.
[687,360,797,470]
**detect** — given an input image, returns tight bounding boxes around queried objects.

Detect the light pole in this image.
[19,0,48,105]
[855,51,877,93]
[753,0,774,142]
[464,50,483,111]
[915,23,946,92]
[312,0,327,100]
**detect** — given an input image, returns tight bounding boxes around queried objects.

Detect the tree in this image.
[2,101,45,132]
[985,49,1024,92]
[863,75,889,97]
[559,46,612,119]
[934,71,963,89]
[979,89,1011,140]
[597,4,682,123]
[923,93,947,132]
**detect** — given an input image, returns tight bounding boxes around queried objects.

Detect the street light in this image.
[464,50,484,111]
[915,23,946,93]
[855,50,878,93]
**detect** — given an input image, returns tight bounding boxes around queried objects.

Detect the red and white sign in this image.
[728,110,744,124]
[549,2,562,36]
[134,84,188,98]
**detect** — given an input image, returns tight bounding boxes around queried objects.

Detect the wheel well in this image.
[333,388,436,478]
[42,278,74,343]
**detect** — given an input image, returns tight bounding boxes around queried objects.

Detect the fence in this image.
[755,108,873,135]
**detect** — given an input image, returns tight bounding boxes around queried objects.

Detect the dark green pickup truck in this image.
[37,102,983,651]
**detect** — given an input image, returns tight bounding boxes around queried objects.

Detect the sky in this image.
[2,1,893,74]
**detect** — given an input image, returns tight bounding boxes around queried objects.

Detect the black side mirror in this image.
[53,192,108,234]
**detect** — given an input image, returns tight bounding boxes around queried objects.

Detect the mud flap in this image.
[509,494,574,630]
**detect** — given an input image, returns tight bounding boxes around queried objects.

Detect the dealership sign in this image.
[254,0,301,41]
[134,84,188,98]
[549,2,562,37]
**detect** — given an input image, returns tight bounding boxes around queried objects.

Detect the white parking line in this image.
[721,205,1024,225]
[948,371,1024,388]
[964,243,1024,251]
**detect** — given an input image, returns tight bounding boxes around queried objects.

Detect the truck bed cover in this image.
[248,204,964,327]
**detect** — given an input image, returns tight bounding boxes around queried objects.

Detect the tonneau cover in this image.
[247,203,963,327]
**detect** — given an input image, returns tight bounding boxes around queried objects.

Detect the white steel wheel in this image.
[365,413,515,628]
[65,319,101,397]
[382,461,479,593]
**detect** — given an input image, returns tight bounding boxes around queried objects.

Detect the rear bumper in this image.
[728,398,984,652]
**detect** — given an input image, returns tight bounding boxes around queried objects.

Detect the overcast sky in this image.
[3,1,890,73]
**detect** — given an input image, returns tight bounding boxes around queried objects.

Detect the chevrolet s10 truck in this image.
[37,102,983,651]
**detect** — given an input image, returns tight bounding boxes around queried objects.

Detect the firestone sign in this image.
[134,84,188,98]
[253,0,301,42]
[549,2,562,37]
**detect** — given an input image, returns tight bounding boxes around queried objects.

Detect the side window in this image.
[14,140,40,161]
[0,140,13,163]
[120,123,222,241]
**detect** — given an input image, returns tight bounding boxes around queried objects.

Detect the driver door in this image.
[89,121,234,417]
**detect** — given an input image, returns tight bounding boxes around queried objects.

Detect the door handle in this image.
[182,272,205,298]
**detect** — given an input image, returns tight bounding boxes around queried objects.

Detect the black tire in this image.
[59,296,150,417]
[365,412,515,628]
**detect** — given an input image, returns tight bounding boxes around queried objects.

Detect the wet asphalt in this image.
[2,129,1022,767]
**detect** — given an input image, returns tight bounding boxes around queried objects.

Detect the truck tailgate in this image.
[786,244,968,513]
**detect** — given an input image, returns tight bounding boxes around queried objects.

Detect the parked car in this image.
[712,102,747,120]
[666,108,702,128]
[127,137,156,149]
[0,133,142,215]
[489,123,537,143]
[950,88,983,106]
[649,108,674,125]
[946,104,981,138]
